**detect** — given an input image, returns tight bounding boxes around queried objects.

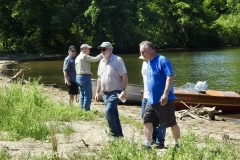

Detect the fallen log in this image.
[43,83,59,88]
[176,101,222,121]
[7,69,27,84]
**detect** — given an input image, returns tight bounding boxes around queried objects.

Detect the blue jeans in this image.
[141,98,166,144]
[102,90,123,137]
[76,75,92,111]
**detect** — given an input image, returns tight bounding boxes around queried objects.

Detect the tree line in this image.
[0,0,240,54]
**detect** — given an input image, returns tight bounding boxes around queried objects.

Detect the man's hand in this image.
[95,92,99,102]
[118,90,126,102]
[66,80,72,86]
[160,93,168,106]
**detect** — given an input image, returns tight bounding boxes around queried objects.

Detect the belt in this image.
[103,90,121,93]
[79,73,91,76]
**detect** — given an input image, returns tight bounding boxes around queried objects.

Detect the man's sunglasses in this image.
[101,48,106,51]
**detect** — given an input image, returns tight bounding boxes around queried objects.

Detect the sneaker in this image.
[156,143,165,149]
[108,136,117,142]
[174,144,180,149]
[142,144,152,150]
[144,145,152,150]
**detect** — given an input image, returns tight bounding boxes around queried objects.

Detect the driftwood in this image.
[7,69,60,88]
[7,69,27,84]
[176,101,222,121]
[43,83,59,88]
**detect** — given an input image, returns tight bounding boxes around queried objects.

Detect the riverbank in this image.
[1,57,240,159]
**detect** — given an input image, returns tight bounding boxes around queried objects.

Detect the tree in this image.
[85,0,142,53]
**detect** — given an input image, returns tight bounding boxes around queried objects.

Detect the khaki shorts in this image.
[143,100,177,128]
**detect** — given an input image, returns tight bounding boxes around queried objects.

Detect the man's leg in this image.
[154,100,180,147]
[155,124,166,148]
[171,124,180,146]
[144,123,153,148]
[103,91,122,137]
[76,75,84,109]
[83,76,92,111]
[69,94,74,105]
[141,98,147,119]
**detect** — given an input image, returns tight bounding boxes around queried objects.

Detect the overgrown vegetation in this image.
[0,82,240,159]
[1,1,240,53]
[0,81,104,140]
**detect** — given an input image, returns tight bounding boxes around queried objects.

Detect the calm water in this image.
[6,48,240,119]
[7,48,240,91]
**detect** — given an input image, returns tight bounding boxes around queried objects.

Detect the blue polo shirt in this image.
[147,54,176,105]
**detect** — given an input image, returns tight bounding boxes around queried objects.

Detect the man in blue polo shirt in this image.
[139,41,180,149]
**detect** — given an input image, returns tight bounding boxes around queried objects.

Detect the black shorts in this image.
[67,81,79,95]
[143,100,177,128]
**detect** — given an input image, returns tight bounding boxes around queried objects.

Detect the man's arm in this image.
[95,77,102,102]
[160,76,173,106]
[63,70,71,86]
[118,73,128,100]
[121,73,128,90]
[85,54,103,62]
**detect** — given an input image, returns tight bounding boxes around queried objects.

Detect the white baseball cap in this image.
[97,42,113,49]
[80,44,92,49]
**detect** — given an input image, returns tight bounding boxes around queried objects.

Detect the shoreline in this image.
[1,58,240,158]
[1,57,240,153]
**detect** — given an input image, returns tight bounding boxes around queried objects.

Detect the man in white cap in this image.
[75,44,103,111]
[95,42,128,138]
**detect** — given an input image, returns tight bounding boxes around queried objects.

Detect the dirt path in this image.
[1,59,240,159]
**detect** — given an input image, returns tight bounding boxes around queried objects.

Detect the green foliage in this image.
[0,81,104,140]
[215,1,240,45]
[68,131,240,160]
[0,0,240,52]
[0,147,11,160]
[159,131,240,160]
[1,82,240,159]
[71,138,159,160]
[120,115,142,130]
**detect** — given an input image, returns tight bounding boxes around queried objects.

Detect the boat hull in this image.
[91,79,240,113]
[174,89,240,113]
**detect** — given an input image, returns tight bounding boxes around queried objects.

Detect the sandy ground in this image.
[0,58,240,159]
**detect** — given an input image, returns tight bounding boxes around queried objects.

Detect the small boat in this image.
[92,79,240,113]
[174,81,240,113]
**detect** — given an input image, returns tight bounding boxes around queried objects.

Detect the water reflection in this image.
[6,48,240,92]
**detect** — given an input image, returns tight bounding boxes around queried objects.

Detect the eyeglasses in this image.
[101,48,106,51]
[71,50,76,52]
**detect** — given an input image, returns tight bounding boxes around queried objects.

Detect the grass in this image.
[69,132,240,160]
[0,81,240,159]
[0,81,104,140]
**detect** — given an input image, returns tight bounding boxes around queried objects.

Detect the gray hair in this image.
[139,41,155,50]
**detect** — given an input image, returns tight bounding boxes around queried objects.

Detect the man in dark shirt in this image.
[63,45,79,105]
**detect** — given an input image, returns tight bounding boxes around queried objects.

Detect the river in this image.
[6,48,240,119]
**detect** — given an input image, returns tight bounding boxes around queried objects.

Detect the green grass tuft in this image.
[0,81,104,140]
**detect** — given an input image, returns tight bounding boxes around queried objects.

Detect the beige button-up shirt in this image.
[75,52,103,75]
